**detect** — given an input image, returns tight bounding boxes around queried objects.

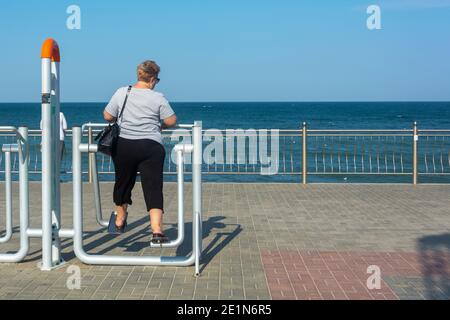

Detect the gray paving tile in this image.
[1,183,450,299]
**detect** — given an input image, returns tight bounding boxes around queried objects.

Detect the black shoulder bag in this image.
[95,86,132,156]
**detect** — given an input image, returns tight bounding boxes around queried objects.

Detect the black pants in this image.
[112,137,165,212]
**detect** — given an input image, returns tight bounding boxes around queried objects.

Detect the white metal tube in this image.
[91,152,108,227]
[18,127,30,260]
[51,60,63,266]
[178,124,194,129]
[41,57,53,270]
[192,121,203,276]
[79,143,98,153]
[173,144,194,154]
[0,127,30,262]
[0,151,12,243]
[0,127,17,133]
[27,228,75,238]
[150,148,186,248]
[26,229,43,238]
[81,123,107,134]
[1,144,19,153]
[72,126,85,259]
[72,126,196,267]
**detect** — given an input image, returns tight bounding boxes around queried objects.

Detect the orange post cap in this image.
[41,38,60,62]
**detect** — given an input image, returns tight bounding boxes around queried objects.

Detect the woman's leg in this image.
[138,142,166,234]
[115,204,128,227]
[112,138,138,226]
[149,209,164,234]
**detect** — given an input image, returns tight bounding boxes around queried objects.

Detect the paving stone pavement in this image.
[0,182,449,300]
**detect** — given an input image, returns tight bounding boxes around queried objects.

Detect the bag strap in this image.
[117,85,132,125]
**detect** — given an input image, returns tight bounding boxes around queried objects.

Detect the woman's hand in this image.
[161,114,177,129]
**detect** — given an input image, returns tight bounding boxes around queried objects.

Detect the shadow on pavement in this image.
[417,233,450,299]
[23,213,242,274]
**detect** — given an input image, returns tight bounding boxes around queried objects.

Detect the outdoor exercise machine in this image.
[0,38,204,276]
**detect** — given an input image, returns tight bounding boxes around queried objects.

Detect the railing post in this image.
[302,122,308,185]
[88,127,93,183]
[412,121,418,185]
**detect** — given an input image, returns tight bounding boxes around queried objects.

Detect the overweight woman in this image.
[103,60,177,243]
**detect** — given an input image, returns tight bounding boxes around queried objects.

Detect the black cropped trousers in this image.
[112,137,165,212]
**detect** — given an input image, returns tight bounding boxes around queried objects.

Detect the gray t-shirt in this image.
[105,86,175,145]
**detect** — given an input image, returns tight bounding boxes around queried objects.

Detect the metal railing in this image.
[1,123,449,184]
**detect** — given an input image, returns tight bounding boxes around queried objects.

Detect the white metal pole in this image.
[18,127,30,261]
[0,150,12,243]
[91,152,109,227]
[41,57,53,270]
[72,126,84,261]
[192,121,203,276]
[150,147,190,248]
[5,151,12,240]
[51,60,63,266]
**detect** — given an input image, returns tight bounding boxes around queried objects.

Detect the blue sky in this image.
[0,0,449,102]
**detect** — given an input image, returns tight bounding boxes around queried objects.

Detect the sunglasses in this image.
[155,77,160,83]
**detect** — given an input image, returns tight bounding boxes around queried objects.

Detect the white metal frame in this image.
[0,127,30,262]
[72,122,203,275]
[0,39,204,276]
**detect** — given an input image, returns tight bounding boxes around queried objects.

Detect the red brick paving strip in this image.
[260,250,448,300]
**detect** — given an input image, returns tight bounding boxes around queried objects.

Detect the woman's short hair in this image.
[137,60,160,83]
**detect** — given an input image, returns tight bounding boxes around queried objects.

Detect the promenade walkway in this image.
[0,182,449,300]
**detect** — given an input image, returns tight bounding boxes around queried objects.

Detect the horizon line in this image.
[1,100,450,104]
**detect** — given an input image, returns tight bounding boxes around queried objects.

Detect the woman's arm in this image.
[103,110,117,123]
[161,114,177,129]
[104,88,122,122]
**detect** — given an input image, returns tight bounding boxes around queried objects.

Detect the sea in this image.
[0,102,449,183]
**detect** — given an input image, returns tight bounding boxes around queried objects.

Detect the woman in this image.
[103,60,177,243]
